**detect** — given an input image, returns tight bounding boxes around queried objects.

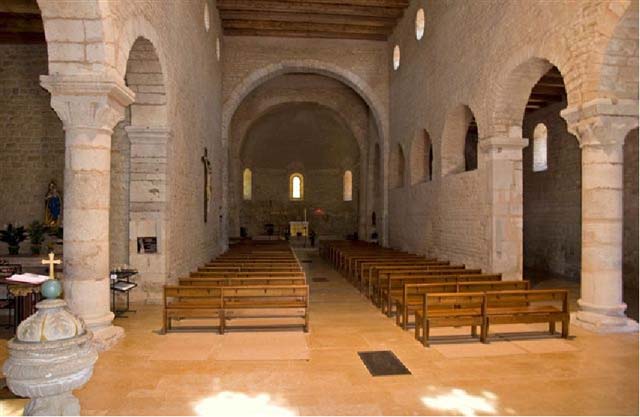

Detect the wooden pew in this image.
[376,269,485,310]
[222,285,309,332]
[162,286,223,334]
[414,292,487,347]
[192,271,305,279]
[483,289,569,340]
[349,254,425,282]
[201,266,302,273]
[395,280,529,329]
[361,261,450,293]
[181,276,306,286]
[365,263,464,298]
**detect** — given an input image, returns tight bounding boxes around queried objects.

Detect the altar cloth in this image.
[6,273,49,285]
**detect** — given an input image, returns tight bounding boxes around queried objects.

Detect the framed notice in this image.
[137,237,158,254]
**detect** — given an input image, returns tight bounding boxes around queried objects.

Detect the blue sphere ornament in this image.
[41,279,62,299]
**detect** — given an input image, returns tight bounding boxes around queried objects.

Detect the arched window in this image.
[343,170,353,201]
[243,168,252,200]
[411,129,431,184]
[391,144,405,188]
[464,114,478,172]
[392,45,400,70]
[415,8,425,40]
[290,173,304,200]
[533,123,548,172]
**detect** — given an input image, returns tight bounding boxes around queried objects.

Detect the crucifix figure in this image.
[41,252,61,280]
[201,147,212,223]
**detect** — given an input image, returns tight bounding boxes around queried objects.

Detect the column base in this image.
[572,299,638,333]
[91,325,125,352]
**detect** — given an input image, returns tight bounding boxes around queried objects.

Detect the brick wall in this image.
[0,43,64,253]
[523,101,582,280]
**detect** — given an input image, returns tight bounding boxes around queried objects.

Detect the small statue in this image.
[44,181,62,228]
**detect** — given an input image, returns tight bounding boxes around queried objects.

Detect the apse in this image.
[238,102,361,239]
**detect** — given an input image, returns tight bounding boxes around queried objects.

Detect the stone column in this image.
[126,126,171,303]
[562,98,638,332]
[479,135,529,281]
[41,74,135,350]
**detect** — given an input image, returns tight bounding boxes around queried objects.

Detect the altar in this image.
[289,221,308,237]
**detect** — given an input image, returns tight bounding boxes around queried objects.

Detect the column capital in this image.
[125,126,172,144]
[40,74,135,133]
[560,98,638,148]
[479,136,529,161]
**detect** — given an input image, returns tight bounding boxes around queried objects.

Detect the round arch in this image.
[487,52,574,138]
[36,0,112,74]
[115,16,171,115]
[596,1,638,102]
[440,103,481,176]
[222,60,388,148]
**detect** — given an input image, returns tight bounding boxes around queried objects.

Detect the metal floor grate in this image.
[357,351,411,377]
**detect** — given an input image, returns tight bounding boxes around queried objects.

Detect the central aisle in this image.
[60,247,639,416]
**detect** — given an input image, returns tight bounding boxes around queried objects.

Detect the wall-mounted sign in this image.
[137,237,158,254]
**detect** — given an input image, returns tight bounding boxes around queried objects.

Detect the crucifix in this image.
[41,252,61,280]
[201,147,212,223]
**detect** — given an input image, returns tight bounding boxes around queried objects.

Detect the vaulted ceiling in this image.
[217,0,409,41]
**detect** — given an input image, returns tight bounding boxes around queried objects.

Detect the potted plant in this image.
[27,221,46,255]
[0,224,27,255]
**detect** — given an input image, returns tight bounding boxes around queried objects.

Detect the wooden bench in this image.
[395,280,529,329]
[377,269,485,311]
[162,286,223,334]
[483,289,569,340]
[192,270,305,279]
[414,292,487,347]
[365,263,463,298]
[222,285,309,332]
[360,260,447,284]
[180,277,306,286]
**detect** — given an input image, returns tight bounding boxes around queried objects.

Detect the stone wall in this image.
[227,74,370,238]
[103,0,224,301]
[222,35,389,245]
[523,101,581,280]
[0,43,64,253]
[385,0,635,273]
[240,168,359,239]
[109,117,130,268]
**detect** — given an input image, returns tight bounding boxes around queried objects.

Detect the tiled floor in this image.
[1,251,638,416]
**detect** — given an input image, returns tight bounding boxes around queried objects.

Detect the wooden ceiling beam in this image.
[219,10,397,28]
[222,19,392,35]
[529,93,565,102]
[217,0,404,18]
[283,0,409,8]
[223,27,388,41]
[531,85,567,96]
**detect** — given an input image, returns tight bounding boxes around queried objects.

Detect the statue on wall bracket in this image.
[44,181,61,229]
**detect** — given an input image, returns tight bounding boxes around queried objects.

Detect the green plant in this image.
[28,221,46,255]
[0,224,27,255]
[28,221,46,245]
